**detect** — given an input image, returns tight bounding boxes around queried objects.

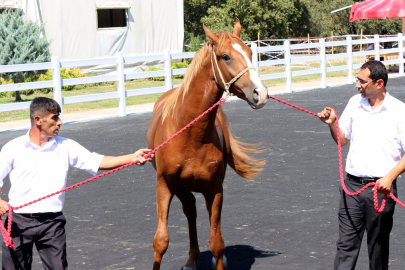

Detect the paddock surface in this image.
[1,78,405,269]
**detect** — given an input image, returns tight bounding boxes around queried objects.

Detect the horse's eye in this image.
[222,54,230,61]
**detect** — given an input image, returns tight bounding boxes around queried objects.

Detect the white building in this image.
[0,0,184,62]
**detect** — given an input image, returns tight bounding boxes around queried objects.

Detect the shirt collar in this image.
[359,90,390,112]
[25,129,57,149]
[381,91,391,109]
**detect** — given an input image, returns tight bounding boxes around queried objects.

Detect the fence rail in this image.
[1,34,404,119]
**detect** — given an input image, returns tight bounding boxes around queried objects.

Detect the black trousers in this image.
[2,212,68,270]
[334,176,397,270]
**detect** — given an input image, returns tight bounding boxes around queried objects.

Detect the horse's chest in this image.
[158,141,225,180]
[178,157,224,179]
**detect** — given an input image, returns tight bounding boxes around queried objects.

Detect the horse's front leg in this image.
[153,178,174,270]
[204,189,225,270]
[177,191,200,269]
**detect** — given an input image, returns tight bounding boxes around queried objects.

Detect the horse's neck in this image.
[175,64,223,132]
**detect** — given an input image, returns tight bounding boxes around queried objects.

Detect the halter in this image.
[209,43,255,97]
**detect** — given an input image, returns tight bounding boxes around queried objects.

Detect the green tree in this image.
[0,9,51,101]
[304,0,402,37]
[184,0,226,44]
[185,0,310,42]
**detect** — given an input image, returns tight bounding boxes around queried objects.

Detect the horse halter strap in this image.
[209,44,254,96]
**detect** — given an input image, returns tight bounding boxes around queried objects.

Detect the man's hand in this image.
[375,177,394,195]
[318,107,336,125]
[0,199,9,216]
[133,148,154,165]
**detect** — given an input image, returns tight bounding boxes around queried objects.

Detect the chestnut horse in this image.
[146,21,268,270]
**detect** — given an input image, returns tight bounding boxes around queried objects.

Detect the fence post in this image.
[320,39,326,88]
[116,52,126,117]
[164,49,173,91]
[347,36,353,84]
[284,40,291,92]
[398,33,404,76]
[52,56,63,121]
[374,34,380,61]
[251,43,259,71]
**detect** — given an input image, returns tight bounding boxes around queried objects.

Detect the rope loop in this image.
[0,91,228,249]
[0,205,14,249]
[268,94,405,213]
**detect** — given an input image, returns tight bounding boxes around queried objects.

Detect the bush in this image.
[171,61,189,79]
[60,68,86,91]
[36,70,53,94]
[36,67,86,93]
[0,67,87,98]
[0,77,34,97]
[145,67,164,81]
[144,61,189,81]
[0,78,14,98]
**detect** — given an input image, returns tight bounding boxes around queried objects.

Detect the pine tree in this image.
[0,9,51,101]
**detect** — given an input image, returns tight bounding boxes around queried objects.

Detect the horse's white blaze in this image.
[232,43,267,102]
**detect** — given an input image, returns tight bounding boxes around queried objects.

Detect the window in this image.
[97,9,127,29]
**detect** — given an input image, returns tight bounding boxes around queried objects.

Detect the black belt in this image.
[347,173,379,185]
[18,212,62,218]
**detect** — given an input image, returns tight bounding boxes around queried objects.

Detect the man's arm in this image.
[318,107,349,146]
[0,188,8,216]
[99,148,153,170]
[376,153,405,194]
[0,148,11,216]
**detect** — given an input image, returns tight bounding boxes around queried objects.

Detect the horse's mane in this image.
[161,32,238,122]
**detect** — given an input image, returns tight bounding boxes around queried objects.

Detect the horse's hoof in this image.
[211,255,228,270]
[181,267,197,270]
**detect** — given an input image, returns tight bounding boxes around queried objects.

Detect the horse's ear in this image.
[233,19,242,38]
[203,24,218,45]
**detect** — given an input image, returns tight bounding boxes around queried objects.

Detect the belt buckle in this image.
[361,178,367,185]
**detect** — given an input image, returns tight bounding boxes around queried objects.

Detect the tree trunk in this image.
[15,91,22,102]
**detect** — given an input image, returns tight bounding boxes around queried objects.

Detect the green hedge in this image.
[0,67,87,98]
[144,61,189,81]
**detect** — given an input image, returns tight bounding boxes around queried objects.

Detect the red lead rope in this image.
[2,94,405,248]
[268,95,405,213]
[0,98,227,249]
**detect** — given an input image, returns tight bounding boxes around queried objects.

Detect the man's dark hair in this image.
[360,60,388,87]
[30,97,61,126]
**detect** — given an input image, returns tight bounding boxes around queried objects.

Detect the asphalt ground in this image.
[1,77,405,269]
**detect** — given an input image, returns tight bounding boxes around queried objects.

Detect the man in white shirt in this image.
[0,97,153,270]
[318,60,405,270]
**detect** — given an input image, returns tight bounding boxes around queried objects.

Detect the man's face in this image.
[355,68,381,99]
[39,112,63,137]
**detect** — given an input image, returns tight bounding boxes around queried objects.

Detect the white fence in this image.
[1,34,404,120]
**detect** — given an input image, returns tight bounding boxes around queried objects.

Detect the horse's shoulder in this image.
[153,88,177,112]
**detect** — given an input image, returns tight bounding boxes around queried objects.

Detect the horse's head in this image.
[203,21,268,109]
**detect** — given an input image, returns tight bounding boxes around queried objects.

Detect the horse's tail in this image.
[216,106,266,181]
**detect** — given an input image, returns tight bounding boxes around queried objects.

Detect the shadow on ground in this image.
[195,245,280,270]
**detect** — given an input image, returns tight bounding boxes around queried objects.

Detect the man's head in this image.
[30,97,62,137]
[356,60,387,99]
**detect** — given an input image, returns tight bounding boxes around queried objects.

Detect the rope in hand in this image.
[3,94,402,248]
[268,94,405,214]
[0,97,227,249]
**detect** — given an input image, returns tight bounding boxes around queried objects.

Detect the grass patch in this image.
[0,60,364,123]
[259,61,361,87]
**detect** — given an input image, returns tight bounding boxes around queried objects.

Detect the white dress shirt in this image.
[339,92,405,178]
[0,131,104,213]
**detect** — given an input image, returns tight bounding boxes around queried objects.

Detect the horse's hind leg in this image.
[177,191,200,269]
[204,191,225,270]
[153,179,174,270]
